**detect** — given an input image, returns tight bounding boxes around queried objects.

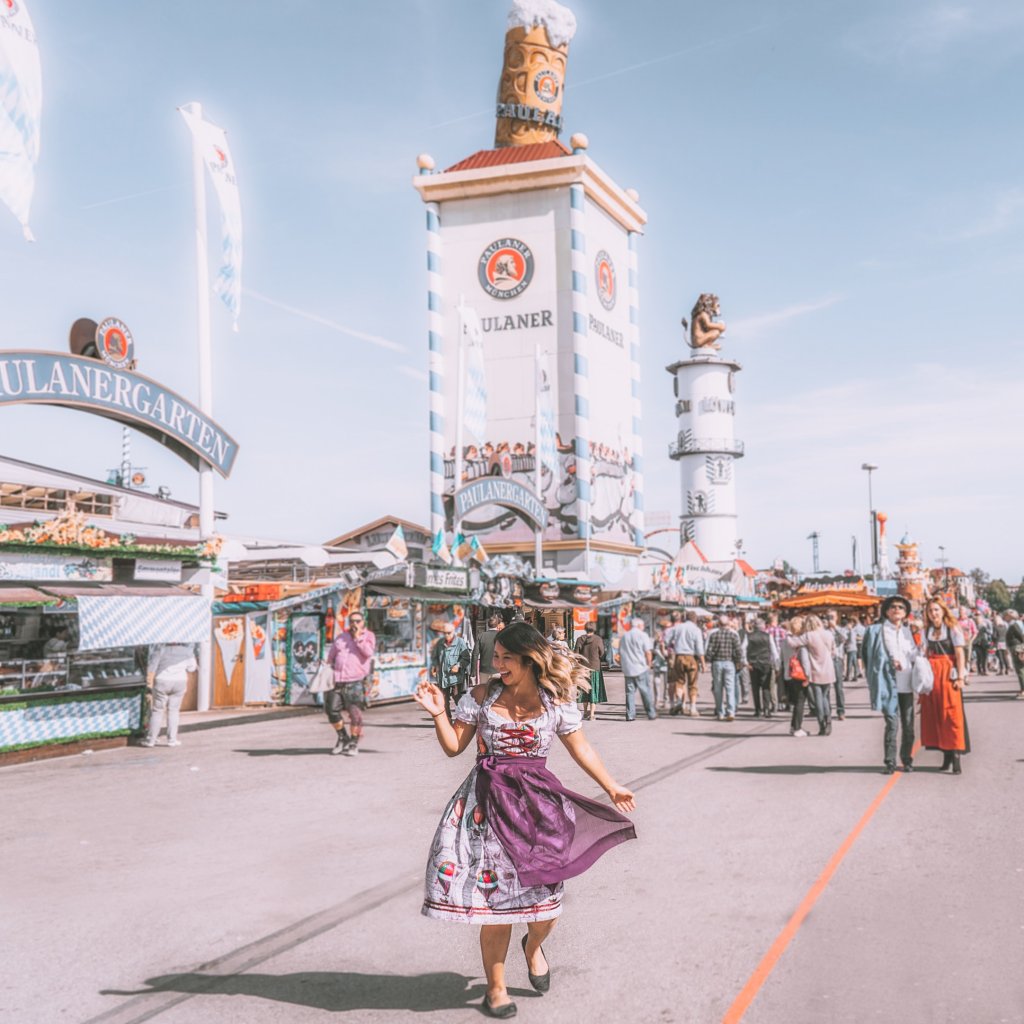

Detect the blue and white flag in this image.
[179,105,243,330]
[432,528,452,566]
[0,0,42,240]
[537,350,558,475]
[460,303,487,443]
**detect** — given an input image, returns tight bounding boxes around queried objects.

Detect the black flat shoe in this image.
[883,764,896,775]
[483,994,517,1018]
[522,934,550,993]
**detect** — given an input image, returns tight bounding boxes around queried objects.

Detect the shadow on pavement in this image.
[101,971,524,1013]
[708,764,897,775]
[233,748,381,757]
[673,732,789,740]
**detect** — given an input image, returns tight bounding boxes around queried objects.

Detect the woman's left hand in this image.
[607,786,636,813]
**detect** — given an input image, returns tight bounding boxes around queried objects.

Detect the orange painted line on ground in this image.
[721,743,921,1024]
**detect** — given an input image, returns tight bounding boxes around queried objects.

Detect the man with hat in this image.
[862,595,919,774]
[1005,609,1024,698]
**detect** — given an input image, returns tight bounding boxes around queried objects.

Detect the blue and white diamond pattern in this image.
[0,695,142,749]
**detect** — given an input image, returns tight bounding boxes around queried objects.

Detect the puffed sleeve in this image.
[951,626,965,648]
[555,699,583,736]
[453,689,482,725]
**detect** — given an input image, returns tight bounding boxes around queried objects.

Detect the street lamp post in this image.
[861,463,878,582]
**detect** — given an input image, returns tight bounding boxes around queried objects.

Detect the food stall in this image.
[0,512,216,762]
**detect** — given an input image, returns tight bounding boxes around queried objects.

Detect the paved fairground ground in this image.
[5,670,1024,1024]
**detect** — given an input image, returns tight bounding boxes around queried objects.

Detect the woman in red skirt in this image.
[919,599,970,774]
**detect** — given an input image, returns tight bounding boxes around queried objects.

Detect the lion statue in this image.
[681,294,726,351]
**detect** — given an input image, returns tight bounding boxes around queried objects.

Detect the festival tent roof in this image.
[777,589,880,609]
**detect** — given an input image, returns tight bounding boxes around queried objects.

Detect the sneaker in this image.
[725,715,735,722]
[343,744,359,757]
[331,735,348,755]
[791,728,808,737]
[166,739,182,747]
[688,707,700,717]
[140,738,156,748]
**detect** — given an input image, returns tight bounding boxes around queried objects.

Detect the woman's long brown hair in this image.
[495,622,590,703]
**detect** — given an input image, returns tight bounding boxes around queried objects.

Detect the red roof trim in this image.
[444,140,572,173]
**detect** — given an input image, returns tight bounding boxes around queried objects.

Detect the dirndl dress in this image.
[421,683,635,924]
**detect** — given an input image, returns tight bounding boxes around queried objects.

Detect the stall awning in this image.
[77,594,212,650]
[0,586,57,605]
[368,585,467,605]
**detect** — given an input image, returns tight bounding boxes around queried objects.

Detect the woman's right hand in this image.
[414,681,446,718]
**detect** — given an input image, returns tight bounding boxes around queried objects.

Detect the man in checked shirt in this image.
[706,615,744,722]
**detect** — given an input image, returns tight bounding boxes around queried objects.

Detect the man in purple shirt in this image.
[324,611,376,756]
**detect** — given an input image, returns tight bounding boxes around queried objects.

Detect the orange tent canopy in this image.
[777,589,880,610]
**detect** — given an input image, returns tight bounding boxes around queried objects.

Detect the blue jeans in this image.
[624,671,657,720]
[832,656,846,715]
[711,661,737,718]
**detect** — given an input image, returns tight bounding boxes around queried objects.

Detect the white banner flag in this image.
[179,106,243,330]
[0,0,42,240]
[460,303,487,443]
[537,350,558,475]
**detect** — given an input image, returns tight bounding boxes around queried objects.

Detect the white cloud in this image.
[954,186,1024,239]
[729,294,843,340]
[398,365,428,382]
[243,288,407,352]
[845,3,1024,63]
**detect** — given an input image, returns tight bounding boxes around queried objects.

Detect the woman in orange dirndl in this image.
[919,599,970,774]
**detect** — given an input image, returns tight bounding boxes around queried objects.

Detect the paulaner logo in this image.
[478,238,535,300]
[595,251,616,311]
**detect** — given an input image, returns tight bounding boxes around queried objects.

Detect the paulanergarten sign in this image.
[454,479,549,530]
[0,352,239,477]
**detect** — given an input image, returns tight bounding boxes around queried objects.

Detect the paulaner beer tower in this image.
[414,1,647,586]
[667,295,743,563]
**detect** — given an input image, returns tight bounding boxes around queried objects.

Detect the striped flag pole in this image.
[454,296,466,535]
[423,176,446,539]
[569,180,591,572]
[628,231,645,548]
[534,344,543,576]
[183,99,215,713]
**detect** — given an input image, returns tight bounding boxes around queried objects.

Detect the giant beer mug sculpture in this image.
[495,0,577,148]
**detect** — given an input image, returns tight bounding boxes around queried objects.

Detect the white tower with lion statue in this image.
[666,294,743,564]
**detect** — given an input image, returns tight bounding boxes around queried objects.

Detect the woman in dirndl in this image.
[413,622,636,1019]
[919,598,970,774]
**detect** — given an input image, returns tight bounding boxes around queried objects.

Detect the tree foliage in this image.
[1014,578,1024,615]
[984,579,1012,612]
[969,567,990,589]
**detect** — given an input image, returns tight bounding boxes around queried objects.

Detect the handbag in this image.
[911,656,934,695]
[788,655,807,682]
[309,660,335,694]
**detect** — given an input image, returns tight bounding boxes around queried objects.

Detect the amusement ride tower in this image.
[666,295,743,563]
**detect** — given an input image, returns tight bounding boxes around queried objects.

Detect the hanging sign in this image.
[0,551,113,582]
[0,351,239,477]
[453,478,548,530]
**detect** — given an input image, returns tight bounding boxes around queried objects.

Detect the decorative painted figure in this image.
[683,294,727,351]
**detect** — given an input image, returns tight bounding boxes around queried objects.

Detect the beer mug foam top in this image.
[507,0,578,49]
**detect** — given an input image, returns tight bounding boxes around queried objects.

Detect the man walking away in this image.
[324,612,376,756]
[826,611,847,720]
[706,615,743,722]
[1006,610,1024,698]
[574,622,606,720]
[664,610,706,717]
[619,618,656,721]
[746,618,779,719]
[472,613,504,683]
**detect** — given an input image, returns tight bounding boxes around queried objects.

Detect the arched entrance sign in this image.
[0,351,239,477]
[453,478,548,530]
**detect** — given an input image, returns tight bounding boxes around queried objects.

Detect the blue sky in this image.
[1,0,1022,579]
